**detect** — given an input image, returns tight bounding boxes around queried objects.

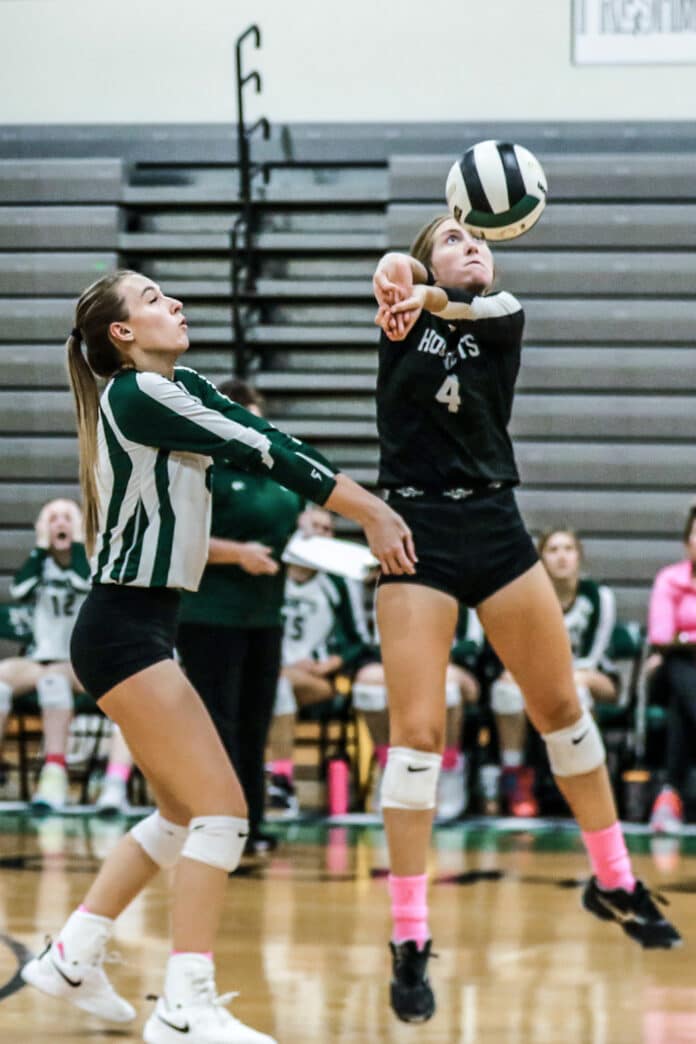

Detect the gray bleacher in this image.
[1,125,694,622]
[0,158,122,601]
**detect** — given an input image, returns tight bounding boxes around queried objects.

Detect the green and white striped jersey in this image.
[10,544,91,661]
[281,571,371,669]
[93,366,337,591]
[564,577,616,672]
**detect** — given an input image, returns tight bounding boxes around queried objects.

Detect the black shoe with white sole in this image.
[582,876,682,949]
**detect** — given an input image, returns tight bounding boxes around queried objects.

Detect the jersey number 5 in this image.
[435,375,461,414]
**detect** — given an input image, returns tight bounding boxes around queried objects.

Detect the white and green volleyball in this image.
[445,141,548,241]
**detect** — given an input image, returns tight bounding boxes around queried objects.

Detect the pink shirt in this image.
[648,560,696,646]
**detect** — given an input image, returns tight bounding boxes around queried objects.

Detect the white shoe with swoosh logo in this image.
[21,935,135,1022]
[143,954,277,1044]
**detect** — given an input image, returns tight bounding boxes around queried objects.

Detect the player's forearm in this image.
[207,537,245,564]
[376,252,430,284]
[324,473,382,529]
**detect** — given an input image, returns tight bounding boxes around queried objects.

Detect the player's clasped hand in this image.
[236,542,279,576]
[374,280,426,343]
[373,253,417,340]
[363,504,418,577]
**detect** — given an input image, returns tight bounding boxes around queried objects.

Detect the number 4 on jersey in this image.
[435,375,461,414]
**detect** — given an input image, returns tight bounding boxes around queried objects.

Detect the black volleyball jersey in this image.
[376,290,524,489]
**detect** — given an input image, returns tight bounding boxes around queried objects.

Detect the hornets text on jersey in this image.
[377,291,524,490]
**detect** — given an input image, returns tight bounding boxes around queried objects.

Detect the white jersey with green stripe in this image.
[10,545,91,662]
[92,366,337,591]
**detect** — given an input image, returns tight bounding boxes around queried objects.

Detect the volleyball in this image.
[445,140,548,241]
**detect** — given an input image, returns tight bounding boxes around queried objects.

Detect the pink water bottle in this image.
[327,757,349,816]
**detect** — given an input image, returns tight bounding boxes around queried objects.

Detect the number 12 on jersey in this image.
[435,375,462,414]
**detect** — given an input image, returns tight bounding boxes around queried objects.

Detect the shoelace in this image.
[146,983,243,1027]
[641,884,670,910]
[191,973,243,1023]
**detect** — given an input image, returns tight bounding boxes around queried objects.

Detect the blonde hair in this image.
[409,215,451,271]
[66,270,135,555]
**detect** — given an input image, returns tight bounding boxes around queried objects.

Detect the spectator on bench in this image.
[0,499,90,810]
[490,527,619,817]
[266,506,372,815]
[646,501,696,834]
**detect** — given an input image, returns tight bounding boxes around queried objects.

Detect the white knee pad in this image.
[180,815,249,873]
[0,680,12,713]
[542,709,606,778]
[445,681,461,709]
[273,675,297,716]
[490,678,524,715]
[381,747,442,811]
[130,812,189,870]
[36,673,73,710]
[352,683,387,712]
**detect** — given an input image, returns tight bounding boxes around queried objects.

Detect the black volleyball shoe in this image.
[582,876,682,949]
[389,939,436,1023]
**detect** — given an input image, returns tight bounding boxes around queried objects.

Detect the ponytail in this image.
[67,331,101,556]
[66,269,134,557]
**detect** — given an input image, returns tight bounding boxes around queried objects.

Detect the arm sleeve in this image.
[575,585,616,671]
[108,370,337,505]
[10,548,48,601]
[431,290,525,348]
[648,568,678,646]
[67,543,92,591]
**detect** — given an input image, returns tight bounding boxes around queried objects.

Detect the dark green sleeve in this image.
[327,575,371,669]
[69,542,92,582]
[9,548,48,601]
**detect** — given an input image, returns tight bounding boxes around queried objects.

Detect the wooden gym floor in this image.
[1,813,695,1043]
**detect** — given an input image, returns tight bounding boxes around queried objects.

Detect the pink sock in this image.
[441,747,459,771]
[45,753,66,768]
[388,874,429,949]
[582,822,636,893]
[78,903,91,914]
[375,745,389,769]
[106,761,131,783]
[171,950,213,961]
[272,759,294,781]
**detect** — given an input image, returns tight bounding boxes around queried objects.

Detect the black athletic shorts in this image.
[70,584,180,700]
[378,486,539,607]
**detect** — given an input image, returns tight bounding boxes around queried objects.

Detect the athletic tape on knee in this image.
[381,747,442,811]
[130,812,188,870]
[0,680,12,713]
[575,683,594,711]
[445,681,460,709]
[352,682,387,712]
[273,675,297,716]
[36,673,73,710]
[542,709,605,778]
[490,678,524,715]
[181,815,249,872]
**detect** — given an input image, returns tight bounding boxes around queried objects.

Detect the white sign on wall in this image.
[573,0,696,63]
